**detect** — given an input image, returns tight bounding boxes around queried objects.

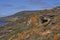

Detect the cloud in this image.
[19,6,27,9]
[28,0,47,6]
[15,5,27,9]
[2,4,13,8]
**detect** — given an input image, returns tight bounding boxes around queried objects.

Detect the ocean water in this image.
[0,21,7,26]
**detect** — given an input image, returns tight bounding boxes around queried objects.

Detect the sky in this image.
[0,0,60,17]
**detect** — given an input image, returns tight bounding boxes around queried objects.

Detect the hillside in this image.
[0,6,60,40]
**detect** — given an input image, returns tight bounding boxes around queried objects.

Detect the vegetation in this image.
[0,6,60,40]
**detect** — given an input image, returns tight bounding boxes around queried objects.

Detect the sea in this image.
[0,21,7,26]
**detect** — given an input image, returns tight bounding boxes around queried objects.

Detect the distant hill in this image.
[0,6,60,21]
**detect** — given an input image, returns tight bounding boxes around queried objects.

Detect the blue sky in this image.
[0,0,60,17]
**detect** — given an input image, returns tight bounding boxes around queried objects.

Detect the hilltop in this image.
[0,6,60,21]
